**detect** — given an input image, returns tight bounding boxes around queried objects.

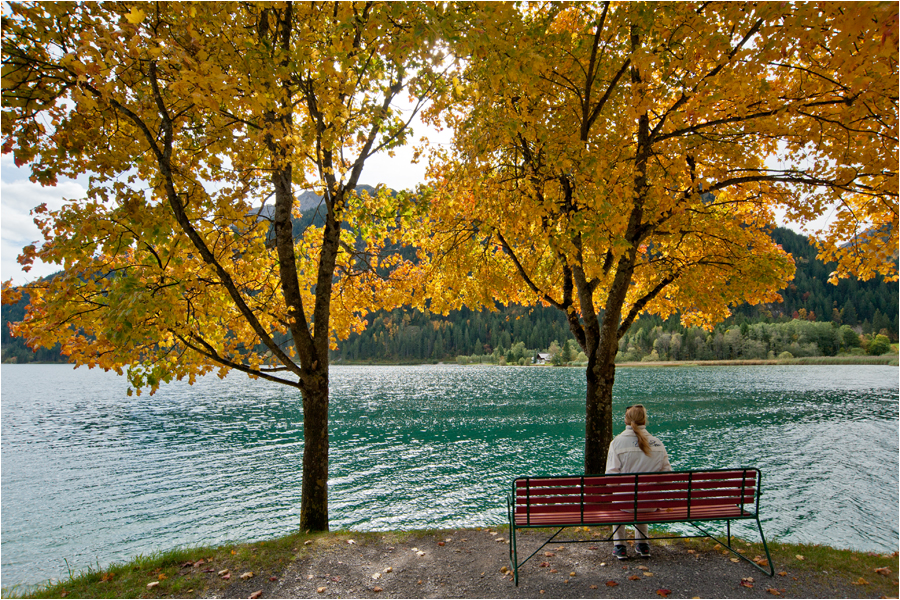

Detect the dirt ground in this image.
[208,528,888,599]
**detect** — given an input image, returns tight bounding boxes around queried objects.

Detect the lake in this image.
[1,363,897,589]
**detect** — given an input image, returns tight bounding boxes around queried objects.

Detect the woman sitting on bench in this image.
[605,404,672,560]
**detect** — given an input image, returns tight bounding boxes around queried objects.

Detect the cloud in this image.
[1,156,86,284]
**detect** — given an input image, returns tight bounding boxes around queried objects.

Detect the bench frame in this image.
[507,468,774,586]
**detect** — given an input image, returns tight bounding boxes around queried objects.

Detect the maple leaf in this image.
[656,589,672,597]
[125,7,145,24]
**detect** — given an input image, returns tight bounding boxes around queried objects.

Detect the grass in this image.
[4,529,317,599]
[5,527,898,599]
[676,534,900,598]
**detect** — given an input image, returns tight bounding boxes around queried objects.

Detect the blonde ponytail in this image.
[625,404,651,456]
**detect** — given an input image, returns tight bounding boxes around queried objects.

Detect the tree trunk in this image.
[299,367,329,531]
[584,349,616,474]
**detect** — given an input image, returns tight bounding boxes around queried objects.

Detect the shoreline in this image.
[4,355,898,368]
[9,527,898,599]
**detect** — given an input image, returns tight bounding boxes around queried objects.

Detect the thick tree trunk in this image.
[584,349,616,475]
[299,368,330,531]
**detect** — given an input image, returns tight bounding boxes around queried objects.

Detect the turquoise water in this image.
[1,363,897,588]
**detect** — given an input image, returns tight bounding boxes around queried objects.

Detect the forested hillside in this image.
[331,227,897,364]
[3,227,896,364]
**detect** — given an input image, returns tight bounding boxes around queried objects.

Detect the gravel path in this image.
[213,528,883,599]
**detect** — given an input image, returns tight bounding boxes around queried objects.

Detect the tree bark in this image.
[299,368,330,531]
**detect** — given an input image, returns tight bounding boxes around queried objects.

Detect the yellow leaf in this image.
[125,7,145,24]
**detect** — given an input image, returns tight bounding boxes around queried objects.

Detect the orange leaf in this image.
[606,580,619,587]
[766,588,781,595]
[874,567,891,576]
[629,575,641,581]
[656,589,672,597]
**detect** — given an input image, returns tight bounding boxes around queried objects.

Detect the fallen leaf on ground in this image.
[317,586,326,593]
[795,555,805,560]
[372,572,382,580]
[731,558,740,563]
[416,551,426,557]
[740,581,754,588]
[742,577,755,583]
[754,557,769,567]
[222,574,231,580]
[766,588,781,595]
[147,582,159,589]
[241,572,254,580]
[269,576,278,581]
[589,546,598,550]
[347,539,356,545]
[637,566,650,571]
[544,552,555,557]
[100,572,114,582]
[550,569,558,573]
[629,575,641,581]
[249,592,262,599]
[569,571,576,577]
[437,541,445,546]
[306,574,314,580]
[643,572,654,577]
[606,580,619,587]
[874,567,892,576]
[589,585,598,589]
[158,573,167,581]
[373,587,383,593]
[500,566,509,574]
[539,562,549,567]
[194,559,205,567]
[384,567,392,573]
[777,571,787,576]
[304,540,313,546]
[852,577,870,585]
[687,549,696,554]
[218,569,230,576]
[657,589,672,597]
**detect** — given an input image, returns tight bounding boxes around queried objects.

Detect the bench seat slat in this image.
[514,504,752,526]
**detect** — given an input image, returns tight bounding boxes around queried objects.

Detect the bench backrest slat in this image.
[513,469,760,522]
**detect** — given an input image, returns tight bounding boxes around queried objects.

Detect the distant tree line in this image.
[3,228,897,364]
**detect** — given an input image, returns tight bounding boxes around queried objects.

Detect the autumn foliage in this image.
[2,2,897,518]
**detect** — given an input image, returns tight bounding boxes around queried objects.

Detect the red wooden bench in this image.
[507,468,773,585]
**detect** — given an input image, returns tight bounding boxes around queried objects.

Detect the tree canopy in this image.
[422,1,897,471]
[2,1,462,530]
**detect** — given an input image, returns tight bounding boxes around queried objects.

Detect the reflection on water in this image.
[1,364,897,588]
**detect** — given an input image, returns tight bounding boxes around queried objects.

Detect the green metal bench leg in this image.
[507,496,518,585]
[691,520,775,577]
